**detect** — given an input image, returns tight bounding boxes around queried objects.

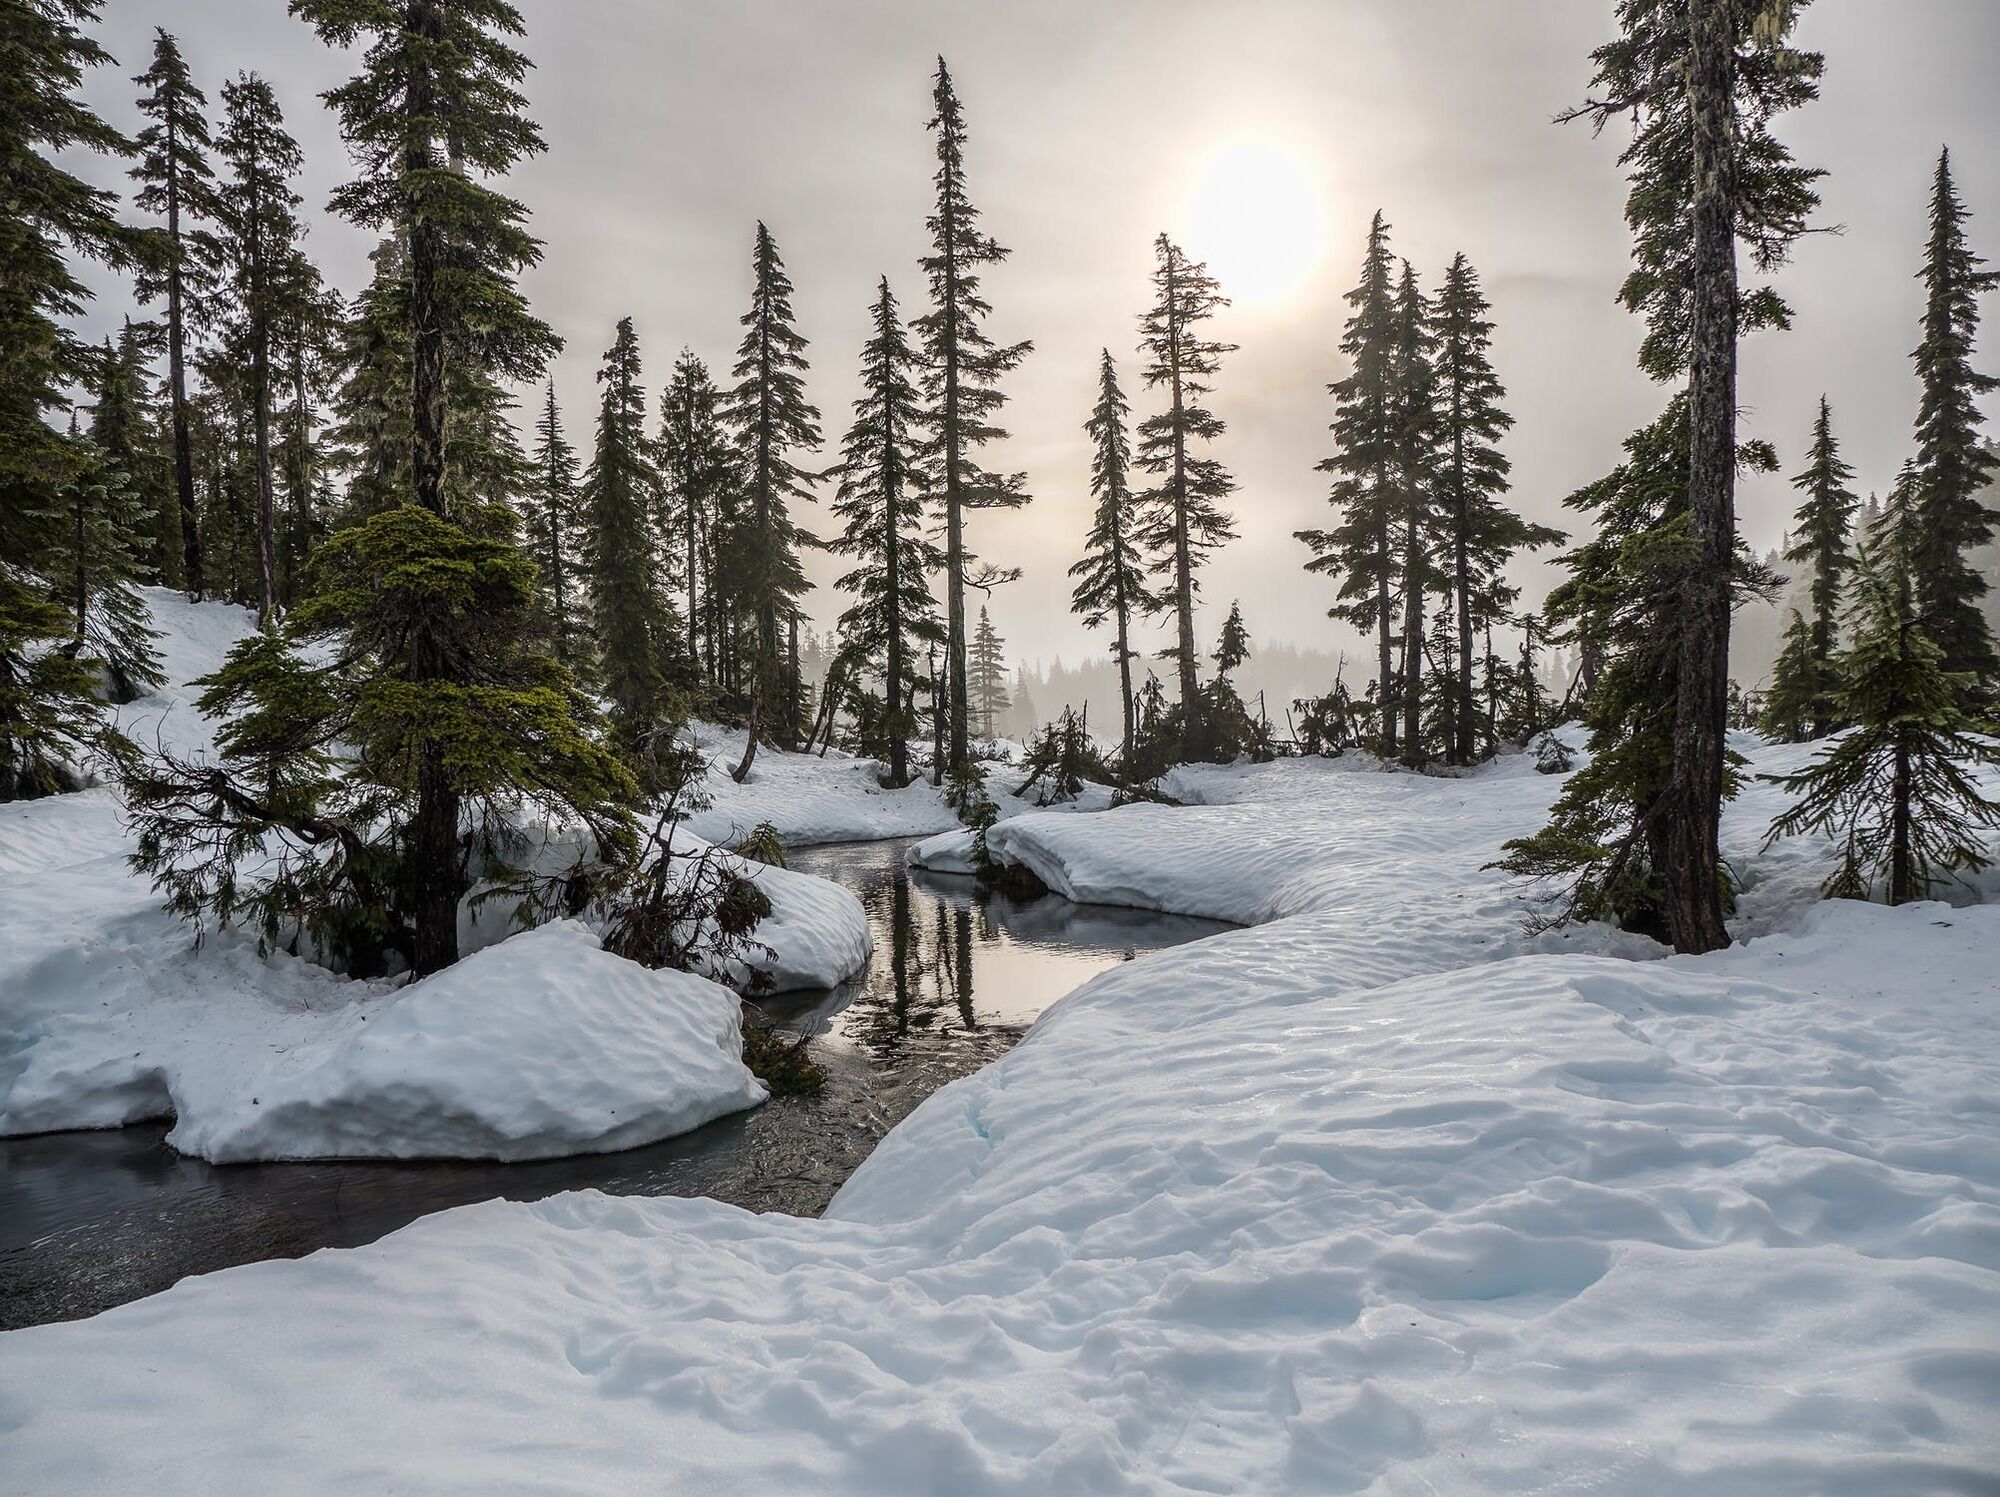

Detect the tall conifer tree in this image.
[916,59,1031,783]
[131,27,219,599]
[1908,148,1999,686]
[526,382,581,666]
[968,607,1010,741]
[1767,395,1858,738]
[1388,260,1444,765]
[1134,233,1237,761]
[830,279,940,788]
[720,222,820,780]
[1069,349,1155,775]
[659,349,731,687]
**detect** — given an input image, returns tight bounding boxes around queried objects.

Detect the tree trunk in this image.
[940,164,971,785]
[1400,507,1423,767]
[406,0,448,518]
[1665,0,1739,956]
[884,441,907,786]
[1115,592,1135,782]
[731,693,760,784]
[1453,424,1475,765]
[1888,734,1913,905]
[1165,255,1201,760]
[165,114,204,600]
[251,262,277,630]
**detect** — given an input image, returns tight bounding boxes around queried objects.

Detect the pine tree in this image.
[292,0,560,521]
[916,58,1031,783]
[1134,233,1237,761]
[1299,212,1400,755]
[1908,148,2000,686]
[830,278,941,788]
[525,382,582,667]
[1540,0,1822,951]
[0,0,145,800]
[720,222,820,779]
[1388,260,1445,766]
[1069,349,1155,777]
[659,349,731,687]
[1433,252,1561,763]
[215,72,310,627]
[1768,395,1858,737]
[968,607,1011,740]
[582,318,682,755]
[131,26,220,599]
[1765,530,2000,905]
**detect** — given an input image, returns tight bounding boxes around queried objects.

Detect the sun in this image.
[1181,138,1330,309]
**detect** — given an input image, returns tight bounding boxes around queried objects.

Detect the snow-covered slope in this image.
[3,735,1994,1491]
[0,590,867,1159]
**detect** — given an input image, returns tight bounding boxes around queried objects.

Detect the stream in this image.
[0,835,1230,1330]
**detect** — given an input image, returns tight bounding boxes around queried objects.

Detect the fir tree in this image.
[1544,0,1822,951]
[91,321,180,590]
[215,72,309,627]
[968,606,1010,740]
[720,222,820,779]
[1388,260,1445,766]
[1769,395,1858,737]
[1069,349,1155,777]
[1134,232,1237,761]
[916,58,1031,783]
[131,26,220,599]
[830,278,941,788]
[0,0,144,800]
[1299,212,1400,755]
[1433,252,1561,763]
[291,0,560,519]
[1908,147,2000,686]
[659,349,731,687]
[525,382,582,666]
[582,318,682,754]
[1765,536,2000,905]
[39,432,163,702]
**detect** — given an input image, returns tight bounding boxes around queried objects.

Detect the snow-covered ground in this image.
[5,726,1995,1491]
[0,590,867,1160]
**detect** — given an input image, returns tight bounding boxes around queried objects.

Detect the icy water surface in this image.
[0,837,1229,1329]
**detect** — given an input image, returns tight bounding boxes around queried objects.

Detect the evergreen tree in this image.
[292,0,560,520]
[967,606,1010,740]
[916,58,1031,783]
[91,321,181,590]
[0,0,144,800]
[1769,395,1858,737]
[1765,534,2000,905]
[830,278,941,788]
[215,72,309,627]
[582,318,682,753]
[1299,212,1400,755]
[38,431,163,702]
[1908,147,1999,686]
[1535,0,1822,950]
[1213,598,1251,678]
[1068,349,1155,776]
[720,222,820,779]
[659,349,731,687]
[1134,232,1237,760]
[1388,260,1445,766]
[131,26,220,599]
[524,383,581,666]
[1433,252,1560,763]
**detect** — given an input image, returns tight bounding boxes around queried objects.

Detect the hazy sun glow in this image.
[1182,138,1330,308]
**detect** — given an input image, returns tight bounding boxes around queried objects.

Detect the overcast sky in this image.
[68,1,2000,668]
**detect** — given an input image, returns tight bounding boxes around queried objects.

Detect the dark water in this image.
[0,837,1229,1330]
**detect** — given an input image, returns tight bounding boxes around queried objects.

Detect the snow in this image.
[0,590,866,1159]
[4,735,1996,1491]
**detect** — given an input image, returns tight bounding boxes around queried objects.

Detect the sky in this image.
[67,0,2000,671]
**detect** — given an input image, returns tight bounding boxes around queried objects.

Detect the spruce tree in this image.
[916,58,1031,782]
[659,349,731,687]
[131,26,220,599]
[1069,349,1155,777]
[720,222,820,780]
[215,72,309,627]
[830,278,941,788]
[291,0,560,520]
[1433,252,1560,764]
[525,383,582,667]
[1299,212,1400,755]
[1765,533,2000,905]
[1536,0,1822,949]
[1908,147,1999,686]
[968,607,1011,741]
[1768,395,1858,737]
[1134,233,1237,761]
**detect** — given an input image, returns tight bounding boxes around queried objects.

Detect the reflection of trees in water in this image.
[852,875,983,1051]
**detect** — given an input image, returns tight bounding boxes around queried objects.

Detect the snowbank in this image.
[4,735,1996,1490]
[0,591,864,1158]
